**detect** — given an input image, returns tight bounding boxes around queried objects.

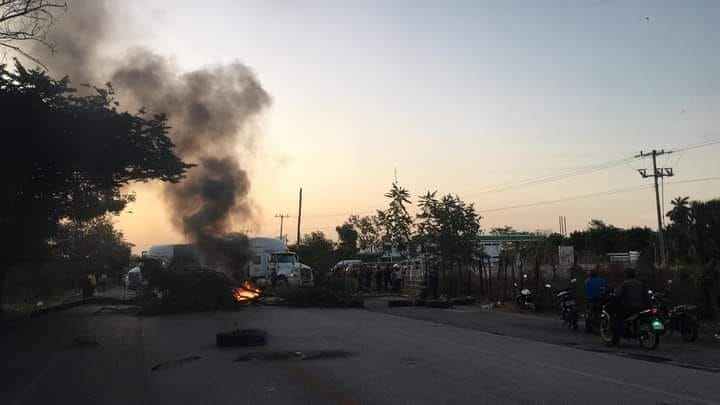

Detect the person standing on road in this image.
[428,266,439,299]
[99,273,108,293]
[375,265,382,293]
[383,264,391,292]
[88,273,97,297]
[611,268,647,346]
[81,273,91,300]
[391,264,401,293]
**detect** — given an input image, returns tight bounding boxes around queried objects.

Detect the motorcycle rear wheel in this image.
[639,331,660,350]
[599,313,614,346]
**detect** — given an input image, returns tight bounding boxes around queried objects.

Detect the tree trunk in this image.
[0,268,6,322]
[478,259,485,296]
[466,261,472,295]
[503,260,508,301]
[487,258,493,301]
[441,261,447,297]
[511,257,516,287]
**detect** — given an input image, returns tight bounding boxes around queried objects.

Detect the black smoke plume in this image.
[34,1,271,276]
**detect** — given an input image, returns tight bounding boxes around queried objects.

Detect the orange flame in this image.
[233,279,262,303]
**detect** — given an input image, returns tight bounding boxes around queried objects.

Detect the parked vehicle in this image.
[513,274,535,312]
[546,279,579,331]
[652,281,699,343]
[145,244,201,270]
[146,238,314,287]
[599,292,665,350]
[248,237,313,287]
[125,267,143,290]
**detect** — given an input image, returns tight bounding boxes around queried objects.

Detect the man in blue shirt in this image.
[584,267,608,334]
[585,267,607,303]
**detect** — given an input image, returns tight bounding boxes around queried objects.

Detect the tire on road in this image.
[216,328,268,347]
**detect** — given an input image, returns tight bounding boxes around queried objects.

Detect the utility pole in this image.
[274,213,290,240]
[296,188,303,246]
[635,149,674,267]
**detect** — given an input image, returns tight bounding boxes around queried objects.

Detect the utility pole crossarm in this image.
[274,213,290,240]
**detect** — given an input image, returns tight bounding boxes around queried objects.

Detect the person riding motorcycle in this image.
[611,268,648,345]
[584,267,607,332]
[585,267,607,303]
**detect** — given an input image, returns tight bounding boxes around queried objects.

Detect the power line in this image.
[478,184,654,213]
[296,176,720,233]
[298,139,720,220]
[670,137,720,153]
[476,176,720,214]
[461,156,639,198]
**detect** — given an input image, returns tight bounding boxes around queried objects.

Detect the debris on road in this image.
[216,322,268,347]
[451,297,476,306]
[70,335,100,348]
[151,356,202,371]
[234,350,355,362]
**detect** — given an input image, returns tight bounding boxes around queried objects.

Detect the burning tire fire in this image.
[233,280,262,303]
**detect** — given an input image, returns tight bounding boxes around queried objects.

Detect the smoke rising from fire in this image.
[35,0,271,274]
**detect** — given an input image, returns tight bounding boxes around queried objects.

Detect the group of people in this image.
[81,272,109,299]
[585,267,661,345]
[355,263,404,293]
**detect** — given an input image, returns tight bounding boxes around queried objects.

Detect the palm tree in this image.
[667,196,691,227]
[378,182,413,253]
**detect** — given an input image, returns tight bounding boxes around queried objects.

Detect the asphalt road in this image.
[365,298,720,372]
[2,304,720,405]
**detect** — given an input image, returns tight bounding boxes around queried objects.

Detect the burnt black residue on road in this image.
[235,350,355,362]
[151,356,203,371]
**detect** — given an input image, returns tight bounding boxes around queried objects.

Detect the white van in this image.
[145,244,201,270]
[249,237,313,287]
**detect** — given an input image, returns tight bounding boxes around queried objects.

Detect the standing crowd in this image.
[81,272,109,299]
[354,263,404,293]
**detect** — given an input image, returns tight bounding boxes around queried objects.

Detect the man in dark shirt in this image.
[611,268,647,345]
[428,266,439,300]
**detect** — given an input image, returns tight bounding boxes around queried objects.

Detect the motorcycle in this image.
[545,279,579,331]
[599,292,665,350]
[513,274,535,312]
[584,286,609,334]
[652,280,699,343]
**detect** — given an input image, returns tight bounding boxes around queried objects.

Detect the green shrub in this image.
[140,269,237,314]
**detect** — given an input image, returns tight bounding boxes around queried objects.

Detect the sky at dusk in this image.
[47,0,720,252]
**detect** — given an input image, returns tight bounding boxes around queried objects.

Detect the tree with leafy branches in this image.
[377,182,413,253]
[0,61,191,316]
